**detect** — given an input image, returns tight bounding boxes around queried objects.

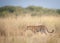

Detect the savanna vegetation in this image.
[0,6,60,43]
[0,6,60,17]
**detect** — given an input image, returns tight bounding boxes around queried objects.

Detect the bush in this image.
[56,9,60,14]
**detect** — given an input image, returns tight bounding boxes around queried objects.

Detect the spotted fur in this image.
[26,25,54,34]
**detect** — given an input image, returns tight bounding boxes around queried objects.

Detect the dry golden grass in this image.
[0,15,60,43]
